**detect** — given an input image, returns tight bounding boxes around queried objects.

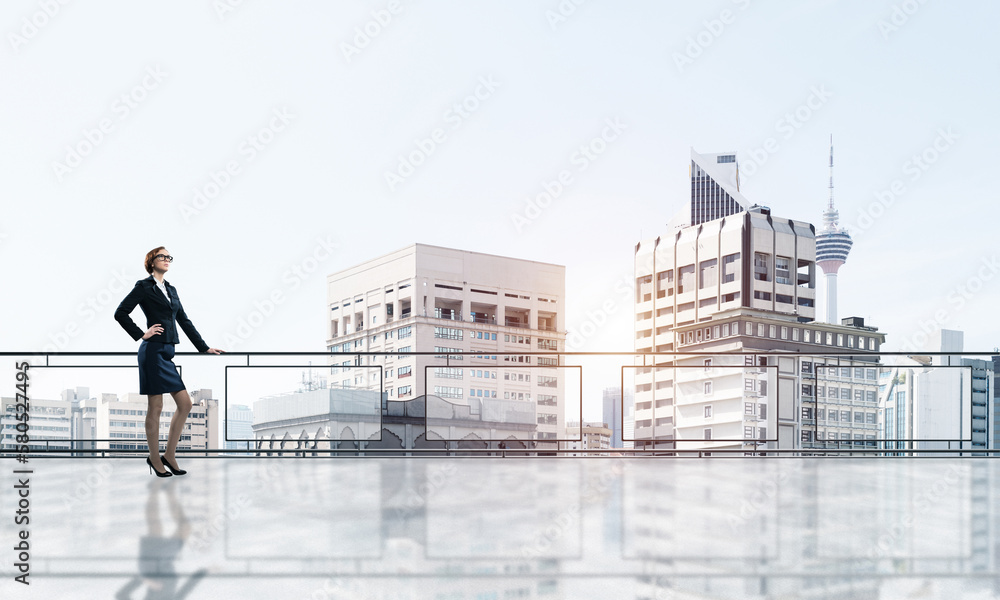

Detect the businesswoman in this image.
[114,247,223,477]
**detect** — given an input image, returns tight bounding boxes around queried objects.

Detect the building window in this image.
[817,408,825,420]
[656,269,674,298]
[775,256,791,285]
[434,327,462,340]
[398,365,412,378]
[866,412,876,424]
[397,326,412,339]
[704,359,712,371]
[704,381,713,395]
[745,402,755,415]
[699,259,718,289]
[722,253,740,283]
[792,328,800,341]
[398,385,412,397]
[636,275,653,302]
[744,426,754,438]
[434,386,462,399]
[678,265,695,294]
[704,428,712,440]
[753,252,770,281]
[704,405,713,417]
[434,367,462,379]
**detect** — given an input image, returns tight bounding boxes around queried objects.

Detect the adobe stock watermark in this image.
[41,269,132,353]
[855,462,969,568]
[220,235,338,349]
[519,462,623,558]
[876,0,931,40]
[727,459,804,532]
[510,117,626,233]
[51,65,168,182]
[673,0,752,73]
[212,0,252,21]
[383,75,500,192]
[301,577,378,600]
[178,106,295,223]
[850,127,957,239]
[394,462,456,519]
[897,254,998,353]
[7,0,73,54]
[544,0,594,31]
[340,0,413,64]
[60,458,125,509]
[189,461,283,552]
[739,85,834,180]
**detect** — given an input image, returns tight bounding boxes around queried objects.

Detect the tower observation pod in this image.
[815,136,853,323]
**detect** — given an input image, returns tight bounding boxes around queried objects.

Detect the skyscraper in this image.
[815,137,853,323]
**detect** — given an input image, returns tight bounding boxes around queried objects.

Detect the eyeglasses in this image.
[154,254,174,262]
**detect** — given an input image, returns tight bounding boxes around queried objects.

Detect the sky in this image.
[2,0,999,423]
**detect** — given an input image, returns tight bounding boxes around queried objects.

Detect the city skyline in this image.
[2,1,998,426]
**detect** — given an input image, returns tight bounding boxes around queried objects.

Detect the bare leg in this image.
[146,394,165,469]
[164,389,192,465]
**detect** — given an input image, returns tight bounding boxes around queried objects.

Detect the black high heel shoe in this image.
[161,454,187,476]
[147,456,173,478]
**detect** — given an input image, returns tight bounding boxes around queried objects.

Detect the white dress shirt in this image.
[154,278,171,303]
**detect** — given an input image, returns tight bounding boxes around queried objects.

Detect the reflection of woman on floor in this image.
[114,479,207,600]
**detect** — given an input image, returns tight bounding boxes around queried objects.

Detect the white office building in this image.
[633,149,883,451]
[880,329,994,454]
[327,244,567,448]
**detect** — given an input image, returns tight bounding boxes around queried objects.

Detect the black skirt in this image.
[137,341,186,395]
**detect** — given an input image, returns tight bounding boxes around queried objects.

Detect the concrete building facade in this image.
[880,330,994,454]
[633,150,883,451]
[327,244,567,447]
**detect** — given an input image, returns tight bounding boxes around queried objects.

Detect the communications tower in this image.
[815,137,853,323]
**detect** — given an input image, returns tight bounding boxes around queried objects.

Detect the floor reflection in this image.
[2,457,999,599]
[114,477,206,599]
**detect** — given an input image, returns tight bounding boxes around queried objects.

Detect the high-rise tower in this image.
[815,137,852,323]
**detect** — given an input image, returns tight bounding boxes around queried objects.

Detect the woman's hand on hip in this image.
[142,324,164,340]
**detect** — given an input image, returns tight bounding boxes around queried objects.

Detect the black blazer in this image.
[114,276,210,352]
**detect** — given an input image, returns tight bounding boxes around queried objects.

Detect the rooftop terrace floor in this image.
[1,456,998,599]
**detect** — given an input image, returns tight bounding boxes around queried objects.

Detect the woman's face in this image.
[153,249,172,273]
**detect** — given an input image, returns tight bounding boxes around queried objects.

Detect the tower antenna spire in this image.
[828,135,834,209]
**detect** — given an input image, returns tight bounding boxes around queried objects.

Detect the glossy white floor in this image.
[1,456,998,599]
